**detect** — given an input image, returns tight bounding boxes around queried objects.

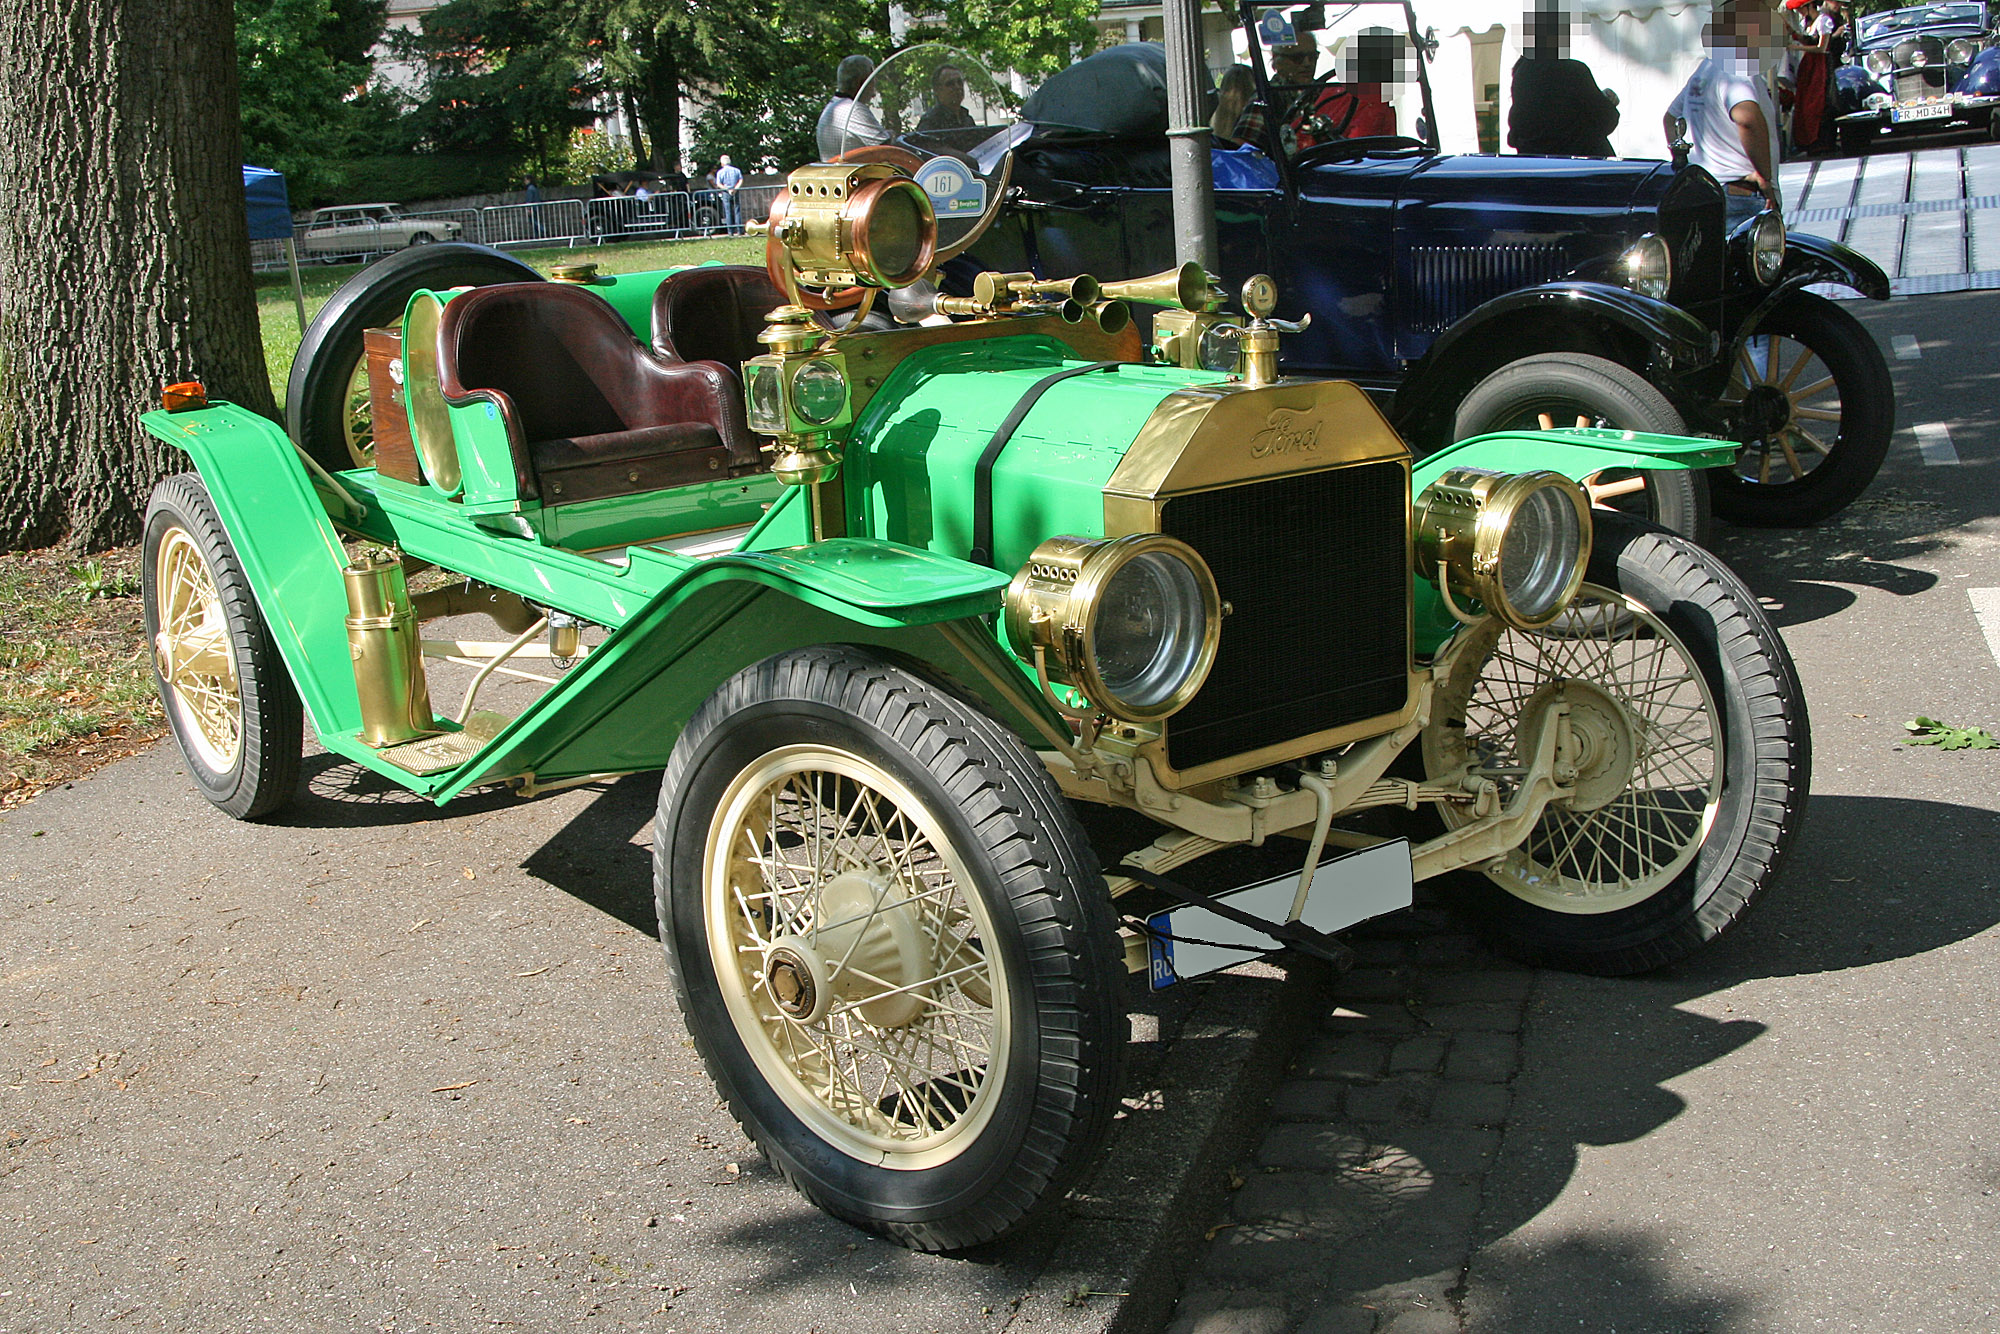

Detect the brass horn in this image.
[1088,299,1131,334]
[1016,274,1102,305]
[1097,262,1225,312]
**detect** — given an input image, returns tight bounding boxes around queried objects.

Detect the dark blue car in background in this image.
[1835,2,2000,152]
[974,1,1895,529]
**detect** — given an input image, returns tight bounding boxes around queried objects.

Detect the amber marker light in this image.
[162,381,207,412]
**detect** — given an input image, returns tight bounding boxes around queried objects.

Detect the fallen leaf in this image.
[431,1080,477,1093]
[462,868,475,880]
[410,918,433,932]
[516,964,558,978]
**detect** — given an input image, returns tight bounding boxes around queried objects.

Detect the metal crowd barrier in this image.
[255,189,784,272]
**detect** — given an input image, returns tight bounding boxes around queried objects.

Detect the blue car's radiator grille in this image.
[1404,245,1570,334]
[1159,462,1410,777]
[1894,37,1949,100]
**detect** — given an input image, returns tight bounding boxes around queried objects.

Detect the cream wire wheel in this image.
[341,357,375,468]
[151,526,243,773]
[656,647,1126,1250]
[1426,584,1722,916]
[1420,511,1809,975]
[142,475,302,820]
[705,744,1009,1168]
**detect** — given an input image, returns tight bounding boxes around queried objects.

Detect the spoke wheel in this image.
[1427,585,1722,915]
[1421,512,1809,974]
[707,744,1010,1168]
[1453,351,1711,546]
[1708,292,1893,526]
[657,647,1125,1250]
[143,474,302,820]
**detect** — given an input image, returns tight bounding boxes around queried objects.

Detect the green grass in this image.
[255,234,765,401]
[0,548,162,798]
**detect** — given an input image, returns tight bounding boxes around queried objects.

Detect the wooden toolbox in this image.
[363,326,421,485]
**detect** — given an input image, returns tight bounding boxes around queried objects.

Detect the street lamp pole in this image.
[1160,0,1219,273]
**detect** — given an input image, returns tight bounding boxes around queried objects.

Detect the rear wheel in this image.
[142,475,303,820]
[1707,292,1893,526]
[406,231,437,247]
[1421,512,1808,974]
[285,242,541,472]
[655,647,1126,1250]
[1453,352,1711,547]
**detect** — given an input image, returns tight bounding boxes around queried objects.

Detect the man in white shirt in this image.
[1663,0,1782,220]
[815,55,889,161]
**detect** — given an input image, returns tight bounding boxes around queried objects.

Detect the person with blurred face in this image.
[1508,2,1621,156]
[1665,0,1781,220]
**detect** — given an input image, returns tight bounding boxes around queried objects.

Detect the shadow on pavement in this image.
[1191,793,2000,1331]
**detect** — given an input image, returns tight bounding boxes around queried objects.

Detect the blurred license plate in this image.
[1894,103,1953,123]
[1144,839,1412,990]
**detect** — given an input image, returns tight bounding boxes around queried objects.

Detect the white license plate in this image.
[1144,839,1414,990]
[1894,103,1954,124]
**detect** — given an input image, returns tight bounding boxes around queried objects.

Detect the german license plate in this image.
[1894,103,1953,124]
[1144,839,1413,990]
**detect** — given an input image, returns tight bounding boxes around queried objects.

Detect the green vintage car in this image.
[141,142,1807,1251]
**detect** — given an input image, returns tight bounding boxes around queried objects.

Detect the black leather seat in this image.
[437,283,764,502]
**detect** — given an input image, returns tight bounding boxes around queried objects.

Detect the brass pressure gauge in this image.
[1242,274,1278,319]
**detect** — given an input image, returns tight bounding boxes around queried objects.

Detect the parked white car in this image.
[298,204,461,259]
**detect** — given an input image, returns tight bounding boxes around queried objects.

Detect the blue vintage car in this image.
[1834,1,2000,151]
[971,1,1894,529]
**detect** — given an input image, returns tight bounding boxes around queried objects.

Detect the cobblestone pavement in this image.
[1165,902,1532,1334]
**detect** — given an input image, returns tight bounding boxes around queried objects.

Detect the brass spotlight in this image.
[1414,469,1593,630]
[766,161,937,290]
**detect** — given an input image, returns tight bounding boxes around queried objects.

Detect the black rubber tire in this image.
[654,647,1126,1251]
[284,242,541,473]
[1452,352,1712,547]
[1424,516,1816,976]
[1707,292,1894,527]
[142,474,304,821]
[1423,511,1809,975]
[406,231,437,247]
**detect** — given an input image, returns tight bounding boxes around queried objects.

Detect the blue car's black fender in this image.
[1722,232,1891,359]
[1389,281,1716,443]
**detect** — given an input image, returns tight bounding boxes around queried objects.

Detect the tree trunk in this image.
[635,36,682,174]
[0,0,275,552]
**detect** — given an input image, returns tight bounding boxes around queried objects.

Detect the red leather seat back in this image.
[650,265,787,371]
[436,283,762,502]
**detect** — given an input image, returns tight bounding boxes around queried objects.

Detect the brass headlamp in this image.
[766,162,937,290]
[1005,534,1222,724]
[1414,469,1593,630]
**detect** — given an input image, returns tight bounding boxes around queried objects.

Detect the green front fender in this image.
[1410,427,1737,656]
[1412,427,1736,491]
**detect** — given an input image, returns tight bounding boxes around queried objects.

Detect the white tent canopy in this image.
[1232,1,1713,160]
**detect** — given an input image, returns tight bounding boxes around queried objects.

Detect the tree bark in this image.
[0,0,275,552]
[634,34,682,174]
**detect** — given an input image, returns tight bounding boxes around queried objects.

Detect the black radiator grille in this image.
[1161,463,1410,775]
[1405,245,1569,334]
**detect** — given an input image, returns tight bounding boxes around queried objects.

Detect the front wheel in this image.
[1453,352,1711,547]
[143,475,303,820]
[1421,512,1809,974]
[1706,292,1894,526]
[654,647,1126,1251]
